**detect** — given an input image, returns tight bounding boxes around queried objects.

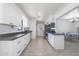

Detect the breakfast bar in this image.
[48,32,65,49]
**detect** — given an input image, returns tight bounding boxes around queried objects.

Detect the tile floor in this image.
[21,37,79,56]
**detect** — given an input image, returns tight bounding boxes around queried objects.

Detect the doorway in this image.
[36,21,44,38]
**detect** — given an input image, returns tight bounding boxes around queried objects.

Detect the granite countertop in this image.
[0,30,32,41]
[54,33,64,35]
[48,32,64,35]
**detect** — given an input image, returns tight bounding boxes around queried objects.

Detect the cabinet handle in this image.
[17,41,21,45]
[17,49,21,54]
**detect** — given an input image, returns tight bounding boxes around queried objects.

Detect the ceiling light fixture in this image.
[74,18,78,21]
[69,15,79,22]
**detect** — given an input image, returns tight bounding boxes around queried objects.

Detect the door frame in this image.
[36,21,44,38]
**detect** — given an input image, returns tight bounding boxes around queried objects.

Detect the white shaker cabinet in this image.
[48,33,64,49]
[48,33,54,47]
[0,33,31,56]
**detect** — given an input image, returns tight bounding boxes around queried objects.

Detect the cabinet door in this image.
[27,33,30,43]
[2,4,21,26]
[48,33,54,46]
[13,37,23,47]
[13,37,24,55]
[48,33,51,42]
[50,34,54,47]
[16,33,30,55]
[13,33,31,55]
[54,35,64,49]
[24,33,30,47]
[0,41,14,56]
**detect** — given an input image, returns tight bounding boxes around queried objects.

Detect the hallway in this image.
[21,37,79,56]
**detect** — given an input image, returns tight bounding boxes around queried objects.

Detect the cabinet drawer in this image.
[15,41,25,55]
[16,40,29,55]
[13,36,25,46]
[16,45,24,56]
[17,48,21,55]
[13,33,31,55]
[25,33,30,38]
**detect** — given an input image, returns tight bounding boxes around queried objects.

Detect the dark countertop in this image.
[48,32,64,35]
[0,30,32,41]
[54,33,64,35]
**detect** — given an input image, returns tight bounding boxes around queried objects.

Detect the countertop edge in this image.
[48,32,64,35]
[0,31,32,41]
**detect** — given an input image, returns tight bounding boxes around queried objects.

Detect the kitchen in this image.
[0,3,79,56]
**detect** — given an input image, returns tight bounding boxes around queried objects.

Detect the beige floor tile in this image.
[21,37,79,56]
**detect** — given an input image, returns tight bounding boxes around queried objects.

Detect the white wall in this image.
[57,5,79,33]
[74,21,79,32]
[55,19,74,33]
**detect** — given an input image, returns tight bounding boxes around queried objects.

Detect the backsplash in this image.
[0,24,17,34]
[0,24,30,34]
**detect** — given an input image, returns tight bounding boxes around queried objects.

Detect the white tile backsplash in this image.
[0,24,18,34]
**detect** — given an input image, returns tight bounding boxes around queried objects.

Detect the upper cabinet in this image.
[0,3,29,28]
[0,4,4,23]
[0,4,22,26]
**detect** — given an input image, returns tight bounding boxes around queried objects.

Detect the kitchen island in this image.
[48,32,65,49]
[0,30,32,56]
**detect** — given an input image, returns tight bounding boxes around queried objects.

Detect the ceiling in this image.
[18,3,69,21]
[59,6,79,20]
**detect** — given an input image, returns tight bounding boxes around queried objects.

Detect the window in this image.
[22,15,28,27]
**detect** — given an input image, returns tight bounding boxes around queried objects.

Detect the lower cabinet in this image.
[0,33,31,56]
[48,33,54,47]
[48,33,64,49]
